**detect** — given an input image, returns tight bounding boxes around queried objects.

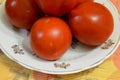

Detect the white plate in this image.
[0,0,120,74]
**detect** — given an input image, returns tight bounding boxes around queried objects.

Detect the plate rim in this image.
[0,0,120,74]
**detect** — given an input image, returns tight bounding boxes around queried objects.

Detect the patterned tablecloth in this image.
[0,0,120,80]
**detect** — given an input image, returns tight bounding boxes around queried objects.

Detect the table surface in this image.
[0,0,120,80]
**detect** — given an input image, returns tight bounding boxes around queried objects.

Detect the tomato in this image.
[69,2,114,46]
[78,0,93,4]
[35,0,78,16]
[5,0,43,29]
[30,17,72,60]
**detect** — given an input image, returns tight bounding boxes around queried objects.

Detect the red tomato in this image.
[69,2,114,46]
[78,0,93,4]
[5,0,43,29]
[30,17,72,60]
[35,0,78,16]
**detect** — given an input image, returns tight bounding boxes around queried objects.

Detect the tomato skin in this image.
[5,0,43,29]
[78,0,93,4]
[35,0,78,16]
[30,17,72,60]
[69,2,114,46]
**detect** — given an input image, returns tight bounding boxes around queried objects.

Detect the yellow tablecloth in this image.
[0,0,120,80]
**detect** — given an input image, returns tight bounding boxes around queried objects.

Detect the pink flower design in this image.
[33,71,55,80]
[111,0,120,12]
[113,46,120,70]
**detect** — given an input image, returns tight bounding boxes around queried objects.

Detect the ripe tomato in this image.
[30,17,72,60]
[69,2,114,46]
[5,0,43,29]
[78,0,93,4]
[35,0,78,16]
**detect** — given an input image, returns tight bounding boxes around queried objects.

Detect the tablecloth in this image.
[0,0,120,80]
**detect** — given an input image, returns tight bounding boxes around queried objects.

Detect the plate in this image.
[0,0,120,74]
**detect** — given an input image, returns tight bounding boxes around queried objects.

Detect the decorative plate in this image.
[0,0,120,74]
